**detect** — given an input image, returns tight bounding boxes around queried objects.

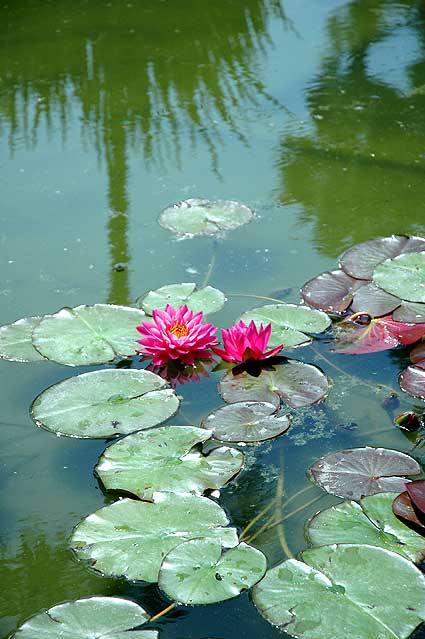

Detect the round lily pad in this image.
[253,544,425,639]
[340,235,425,280]
[71,494,239,583]
[31,369,179,438]
[11,596,156,639]
[400,365,425,400]
[373,252,425,303]
[392,301,425,323]
[350,283,400,317]
[219,360,329,409]
[201,401,291,442]
[96,425,244,499]
[0,316,45,362]
[138,282,226,316]
[32,304,146,366]
[158,539,267,605]
[239,304,330,349]
[307,492,425,563]
[301,269,359,314]
[309,447,420,500]
[159,198,254,239]
[410,342,425,366]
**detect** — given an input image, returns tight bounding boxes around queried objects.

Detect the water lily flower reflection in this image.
[213,320,283,364]
[136,304,218,366]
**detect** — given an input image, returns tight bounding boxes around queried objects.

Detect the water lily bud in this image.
[395,411,422,432]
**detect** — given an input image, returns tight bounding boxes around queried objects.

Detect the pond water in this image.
[1,0,425,637]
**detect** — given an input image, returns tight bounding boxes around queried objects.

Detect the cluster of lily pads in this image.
[2,200,425,639]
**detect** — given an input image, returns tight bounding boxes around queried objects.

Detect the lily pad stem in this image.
[275,471,294,559]
[202,241,218,287]
[149,602,177,622]
[226,292,284,304]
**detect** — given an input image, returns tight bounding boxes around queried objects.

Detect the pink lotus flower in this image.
[213,320,283,363]
[136,304,218,366]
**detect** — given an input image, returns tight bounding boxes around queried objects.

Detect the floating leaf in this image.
[32,304,145,366]
[393,491,425,531]
[201,401,291,442]
[96,425,244,499]
[158,539,266,604]
[31,369,179,438]
[253,544,425,639]
[334,315,425,354]
[400,366,425,400]
[373,252,425,303]
[240,304,330,349]
[407,479,425,513]
[393,302,425,324]
[139,283,226,316]
[71,494,238,583]
[340,235,425,280]
[409,342,425,367]
[307,493,425,562]
[219,360,329,409]
[11,596,156,639]
[159,198,254,238]
[300,269,359,314]
[0,316,45,362]
[351,283,400,317]
[310,447,420,500]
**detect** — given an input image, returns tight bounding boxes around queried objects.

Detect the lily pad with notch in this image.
[138,282,225,316]
[11,596,157,639]
[399,342,425,400]
[201,401,291,443]
[393,481,425,533]
[309,447,420,500]
[239,303,331,349]
[32,304,146,366]
[373,252,425,303]
[158,538,267,605]
[252,544,425,639]
[159,198,254,239]
[96,425,244,499]
[301,269,361,315]
[0,316,45,362]
[307,492,425,563]
[31,369,179,438]
[71,493,239,583]
[219,360,329,409]
[333,315,425,354]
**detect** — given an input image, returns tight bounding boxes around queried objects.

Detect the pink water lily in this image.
[137,304,218,366]
[213,320,283,363]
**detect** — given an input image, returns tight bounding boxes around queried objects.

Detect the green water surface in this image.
[1,1,425,637]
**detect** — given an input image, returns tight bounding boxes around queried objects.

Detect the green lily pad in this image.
[201,401,291,443]
[373,252,425,303]
[307,493,425,563]
[159,198,254,238]
[96,425,244,499]
[239,304,330,349]
[252,544,425,639]
[340,235,425,280]
[219,360,329,409]
[0,316,45,362]
[158,539,266,604]
[71,494,239,583]
[32,304,146,366]
[139,283,225,315]
[11,596,156,639]
[309,447,420,500]
[31,369,179,438]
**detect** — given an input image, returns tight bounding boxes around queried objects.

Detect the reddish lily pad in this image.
[407,480,425,513]
[410,342,425,367]
[340,235,425,280]
[400,366,425,400]
[334,315,425,354]
[393,491,425,532]
[219,360,329,409]
[300,269,360,315]
[310,447,421,500]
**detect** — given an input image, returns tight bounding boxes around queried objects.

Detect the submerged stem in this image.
[275,471,294,559]
[202,243,217,287]
[149,602,177,623]
[240,498,276,540]
[226,292,284,304]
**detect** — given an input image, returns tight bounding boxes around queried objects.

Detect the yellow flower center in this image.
[168,321,189,338]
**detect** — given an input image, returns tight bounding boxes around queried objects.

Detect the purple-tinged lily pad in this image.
[310,447,420,500]
[407,480,425,513]
[351,283,400,317]
[300,269,360,314]
[201,401,291,443]
[410,342,425,367]
[340,235,425,280]
[334,315,425,355]
[400,366,425,400]
[392,491,425,532]
[393,302,425,324]
[219,360,329,409]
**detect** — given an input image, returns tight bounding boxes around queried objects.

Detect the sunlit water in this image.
[1,1,425,637]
